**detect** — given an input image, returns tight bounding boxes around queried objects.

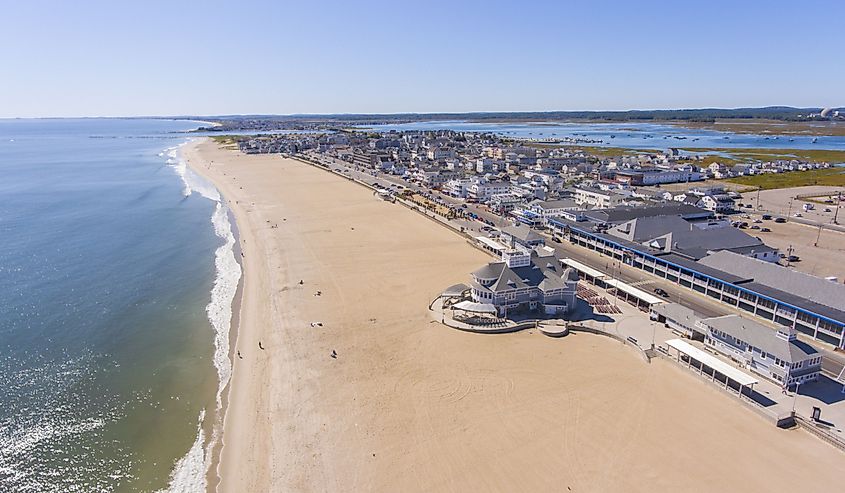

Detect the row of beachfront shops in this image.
[547,218,845,349]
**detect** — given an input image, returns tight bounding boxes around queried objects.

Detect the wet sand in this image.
[184,139,844,492]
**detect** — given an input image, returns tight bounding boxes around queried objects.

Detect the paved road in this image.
[298,151,845,379]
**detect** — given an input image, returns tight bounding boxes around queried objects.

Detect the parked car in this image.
[653,288,670,298]
[750,225,760,230]
[824,208,832,213]
[774,217,786,223]
[762,214,772,220]
[761,227,771,232]
[794,212,803,217]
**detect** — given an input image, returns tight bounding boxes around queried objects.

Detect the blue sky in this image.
[1,0,842,117]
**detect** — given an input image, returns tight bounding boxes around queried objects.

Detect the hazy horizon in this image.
[2,104,844,121]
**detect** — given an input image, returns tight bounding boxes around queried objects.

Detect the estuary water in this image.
[0,119,237,492]
[361,120,845,151]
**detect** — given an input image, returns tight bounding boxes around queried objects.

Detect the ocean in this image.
[0,119,238,492]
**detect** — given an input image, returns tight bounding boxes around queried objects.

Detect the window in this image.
[757,298,775,310]
[740,290,756,302]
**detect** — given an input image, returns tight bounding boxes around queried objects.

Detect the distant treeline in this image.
[187,106,842,125]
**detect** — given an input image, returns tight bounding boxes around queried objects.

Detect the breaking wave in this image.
[161,140,241,492]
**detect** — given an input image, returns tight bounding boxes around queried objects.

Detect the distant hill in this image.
[185,106,843,124]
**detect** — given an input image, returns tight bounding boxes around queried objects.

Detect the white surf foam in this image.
[157,411,206,493]
[161,140,241,493]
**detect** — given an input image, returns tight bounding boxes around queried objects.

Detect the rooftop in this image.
[583,203,713,224]
[699,251,845,311]
[699,315,818,363]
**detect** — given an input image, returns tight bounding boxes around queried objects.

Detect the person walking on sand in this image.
[237,350,242,359]
[259,341,264,350]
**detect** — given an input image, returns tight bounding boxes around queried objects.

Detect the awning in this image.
[452,301,498,314]
[476,236,505,252]
[603,278,665,306]
[442,283,470,297]
[561,258,608,280]
[666,339,758,387]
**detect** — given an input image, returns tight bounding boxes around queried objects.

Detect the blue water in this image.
[361,120,845,151]
[0,119,230,491]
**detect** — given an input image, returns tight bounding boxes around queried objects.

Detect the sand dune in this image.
[184,139,844,492]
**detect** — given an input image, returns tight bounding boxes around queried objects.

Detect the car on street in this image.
[653,288,669,298]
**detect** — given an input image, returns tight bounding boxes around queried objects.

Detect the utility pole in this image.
[786,197,794,219]
[756,186,761,210]
[786,244,794,267]
[834,191,842,225]
[814,224,823,247]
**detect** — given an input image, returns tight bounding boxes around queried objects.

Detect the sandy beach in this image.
[183,138,844,492]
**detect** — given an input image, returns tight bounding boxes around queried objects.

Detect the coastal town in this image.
[220,126,845,452]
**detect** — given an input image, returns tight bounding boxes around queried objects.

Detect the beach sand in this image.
[184,139,844,492]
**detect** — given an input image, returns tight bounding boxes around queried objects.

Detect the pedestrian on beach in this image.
[237,351,242,359]
[259,341,264,350]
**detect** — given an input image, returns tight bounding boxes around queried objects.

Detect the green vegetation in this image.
[682,147,845,165]
[722,167,845,190]
[210,135,240,147]
[674,119,845,137]
[570,146,658,158]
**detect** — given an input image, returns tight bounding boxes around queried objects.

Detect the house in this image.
[699,315,822,388]
[698,193,735,212]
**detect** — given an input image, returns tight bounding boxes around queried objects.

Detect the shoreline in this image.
[181,139,247,491]
[183,139,843,492]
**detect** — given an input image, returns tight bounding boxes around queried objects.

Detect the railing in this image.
[795,416,845,453]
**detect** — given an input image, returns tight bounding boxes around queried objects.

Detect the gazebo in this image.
[451,300,500,324]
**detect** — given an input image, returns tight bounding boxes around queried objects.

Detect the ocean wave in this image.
[157,411,206,493]
[162,140,241,492]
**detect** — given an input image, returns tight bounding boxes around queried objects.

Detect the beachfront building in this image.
[698,315,822,388]
[574,187,627,208]
[605,214,779,261]
[488,193,526,214]
[548,216,845,348]
[498,224,545,249]
[525,198,584,223]
[467,178,511,203]
[469,247,579,317]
